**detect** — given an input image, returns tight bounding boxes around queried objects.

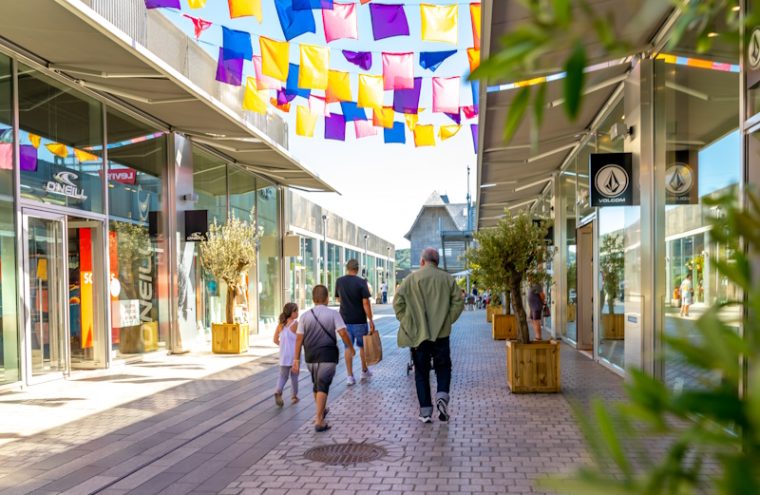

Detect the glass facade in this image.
[257,184,281,333]
[327,242,341,296]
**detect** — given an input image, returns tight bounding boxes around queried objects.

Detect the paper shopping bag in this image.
[363,330,383,365]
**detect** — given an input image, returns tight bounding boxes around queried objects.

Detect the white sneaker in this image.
[347,375,356,386]
[418,415,432,423]
[361,369,372,381]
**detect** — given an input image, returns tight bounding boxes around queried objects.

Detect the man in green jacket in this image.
[393,247,464,423]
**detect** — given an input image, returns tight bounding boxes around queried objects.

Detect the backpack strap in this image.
[309,309,337,345]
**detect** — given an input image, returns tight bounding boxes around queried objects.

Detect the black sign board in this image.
[665,150,699,205]
[589,152,634,207]
[184,210,208,242]
[148,211,161,238]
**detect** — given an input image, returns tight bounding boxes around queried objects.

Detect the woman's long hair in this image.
[278,302,299,325]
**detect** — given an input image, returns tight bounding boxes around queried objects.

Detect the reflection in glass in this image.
[257,184,281,333]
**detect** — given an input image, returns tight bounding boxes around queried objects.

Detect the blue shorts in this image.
[345,323,369,348]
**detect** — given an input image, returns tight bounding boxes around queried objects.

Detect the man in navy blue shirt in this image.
[335,259,376,385]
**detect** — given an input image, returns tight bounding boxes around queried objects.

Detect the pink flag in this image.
[183,14,213,40]
[382,52,414,90]
[432,76,460,114]
[252,56,281,90]
[322,3,358,43]
[354,119,378,139]
[309,95,330,116]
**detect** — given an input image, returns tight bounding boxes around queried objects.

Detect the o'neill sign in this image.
[589,153,635,207]
[45,171,87,201]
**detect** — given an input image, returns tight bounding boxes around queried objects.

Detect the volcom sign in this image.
[666,150,699,205]
[589,153,635,207]
[45,171,87,201]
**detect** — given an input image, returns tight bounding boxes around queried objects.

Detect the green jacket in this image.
[393,264,465,348]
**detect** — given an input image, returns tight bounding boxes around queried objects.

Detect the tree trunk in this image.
[608,294,615,315]
[510,276,530,344]
[504,289,512,315]
[226,285,237,324]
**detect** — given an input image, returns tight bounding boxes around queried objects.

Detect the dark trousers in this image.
[411,337,451,416]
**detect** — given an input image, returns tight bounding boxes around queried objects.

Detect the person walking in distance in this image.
[393,248,464,423]
[680,273,693,317]
[273,303,300,407]
[292,285,355,432]
[381,280,388,304]
[334,259,376,385]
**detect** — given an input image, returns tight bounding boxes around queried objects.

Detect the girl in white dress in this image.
[274,303,300,406]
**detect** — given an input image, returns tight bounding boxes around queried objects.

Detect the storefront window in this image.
[0,55,19,384]
[18,65,104,213]
[257,183,281,333]
[228,167,259,332]
[106,109,169,357]
[328,242,341,296]
[560,170,578,341]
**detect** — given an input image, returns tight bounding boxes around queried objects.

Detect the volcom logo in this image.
[750,28,760,70]
[45,170,87,200]
[665,163,694,195]
[594,164,629,199]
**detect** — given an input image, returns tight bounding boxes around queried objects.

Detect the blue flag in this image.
[293,0,333,9]
[275,0,317,41]
[340,102,367,122]
[384,122,406,144]
[285,64,311,99]
[222,26,252,60]
[419,51,457,71]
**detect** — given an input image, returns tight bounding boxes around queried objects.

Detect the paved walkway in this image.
[0,307,625,495]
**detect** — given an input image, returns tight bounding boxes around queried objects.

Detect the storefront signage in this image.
[589,153,635,207]
[138,245,154,323]
[184,210,208,242]
[748,28,760,88]
[105,168,137,185]
[666,150,699,205]
[45,171,87,201]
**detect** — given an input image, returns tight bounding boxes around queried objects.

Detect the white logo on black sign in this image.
[750,29,760,70]
[665,163,694,195]
[594,164,629,199]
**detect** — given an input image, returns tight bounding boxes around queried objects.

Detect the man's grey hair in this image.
[421,248,440,266]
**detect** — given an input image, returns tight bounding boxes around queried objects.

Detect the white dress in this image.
[279,321,298,366]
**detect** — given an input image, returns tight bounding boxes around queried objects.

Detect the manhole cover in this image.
[303,442,387,466]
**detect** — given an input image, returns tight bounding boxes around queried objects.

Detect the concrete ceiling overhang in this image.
[0,0,335,193]
[476,0,674,229]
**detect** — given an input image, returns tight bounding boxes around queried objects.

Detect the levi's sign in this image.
[107,168,137,185]
[589,152,635,207]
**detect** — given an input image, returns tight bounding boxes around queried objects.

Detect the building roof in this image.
[404,191,471,240]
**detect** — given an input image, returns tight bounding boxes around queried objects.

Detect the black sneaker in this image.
[418,415,432,424]
[436,399,449,422]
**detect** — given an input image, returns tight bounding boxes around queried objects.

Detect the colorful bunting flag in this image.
[369,4,409,40]
[74,148,99,162]
[360,0,372,4]
[188,0,207,8]
[393,77,422,114]
[432,76,460,114]
[384,122,406,144]
[358,74,384,111]
[354,120,378,139]
[467,48,480,73]
[222,26,252,60]
[20,144,37,171]
[322,3,358,43]
[145,0,180,9]
[286,64,311,98]
[463,105,479,119]
[270,97,292,113]
[275,0,317,41]
[296,106,318,137]
[471,80,480,106]
[28,133,41,149]
[342,50,372,70]
[299,44,329,90]
[444,110,461,125]
[243,77,268,114]
[183,14,213,40]
[420,4,458,44]
[382,52,414,90]
[470,123,478,153]
[372,107,395,129]
[405,113,419,131]
[324,114,346,141]
[326,70,352,102]
[340,101,367,122]
[419,50,457,71]
[259,37,290,81]
[439,125,461,141]
[309,95,329,116]
[215,48,244,86]
[46,142,69,158]
[294,0,333,9]
[0,144,10,171]
[413,124,435,147]
[252,56,281,90]
[228,0,262,21]
[470,3,482,49]
[277,88,296,105]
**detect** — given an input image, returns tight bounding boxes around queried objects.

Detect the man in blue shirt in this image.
[335,259,376,385]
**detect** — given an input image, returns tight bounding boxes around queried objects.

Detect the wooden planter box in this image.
[567,303,576,322]
[506,340,561,393]
[142,321,159,352]
[487,306,502,323]
[212,323,249,354]
[492,314,517,340]
[601,313,625,340]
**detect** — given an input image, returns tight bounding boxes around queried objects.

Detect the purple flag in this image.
[393,77,422,114]
[470,124,479,154]
[145,0,180,8]
[215,48,243,86]
[20,144,37,171]
[277,89,297,105]
[342,50,372,71]
[324,114,346,141]
[444,110,461,125]
[369,4,409,40]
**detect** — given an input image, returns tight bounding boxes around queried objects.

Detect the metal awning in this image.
[0,0,335,192]
[476,0,674,228]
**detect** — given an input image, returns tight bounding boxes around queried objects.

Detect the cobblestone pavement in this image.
[0,307,625,494]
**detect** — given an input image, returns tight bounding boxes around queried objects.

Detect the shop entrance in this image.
[576,221,595,351]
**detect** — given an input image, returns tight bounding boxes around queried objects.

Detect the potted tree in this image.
[199,212,261,354]
[466,231,515,339]
[599,234,625,340]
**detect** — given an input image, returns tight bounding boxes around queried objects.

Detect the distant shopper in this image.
[293,285,355,432]
[381,280,388,304]
[528,283,546,341]
[334,259,376,385]
[273,303,300,407]
[680,274,693,317]
[394,248,464,423]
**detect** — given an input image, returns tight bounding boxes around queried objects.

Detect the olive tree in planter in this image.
[599,233,625,340]
[199,212,261,354]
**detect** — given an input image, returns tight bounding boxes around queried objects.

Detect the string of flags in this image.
[145,0,481,152]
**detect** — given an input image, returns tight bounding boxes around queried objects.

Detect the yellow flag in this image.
[358,74,384,111]
[260,37,289,81]
[373,107,395,129]
[243,77,268,114]
[326,70,352,102]
[74,148,99,162]
[405,113,419,132]
[438,124,461,141]
[421,4,458,44]
[296,106,318,137]
[46,142,68,158]
[414,124,436,147]
[470,3,481,49]
[228,0,262,22]
[467,48,480,73]
[299,44,329,90]
[188,0,207,8]
[28,133,41,149]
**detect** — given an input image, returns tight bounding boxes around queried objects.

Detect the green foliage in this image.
[395,248,411,270]
[600,234,624,315]
[545,190,760,494]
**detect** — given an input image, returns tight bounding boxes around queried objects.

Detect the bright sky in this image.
[161,0,479,248]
